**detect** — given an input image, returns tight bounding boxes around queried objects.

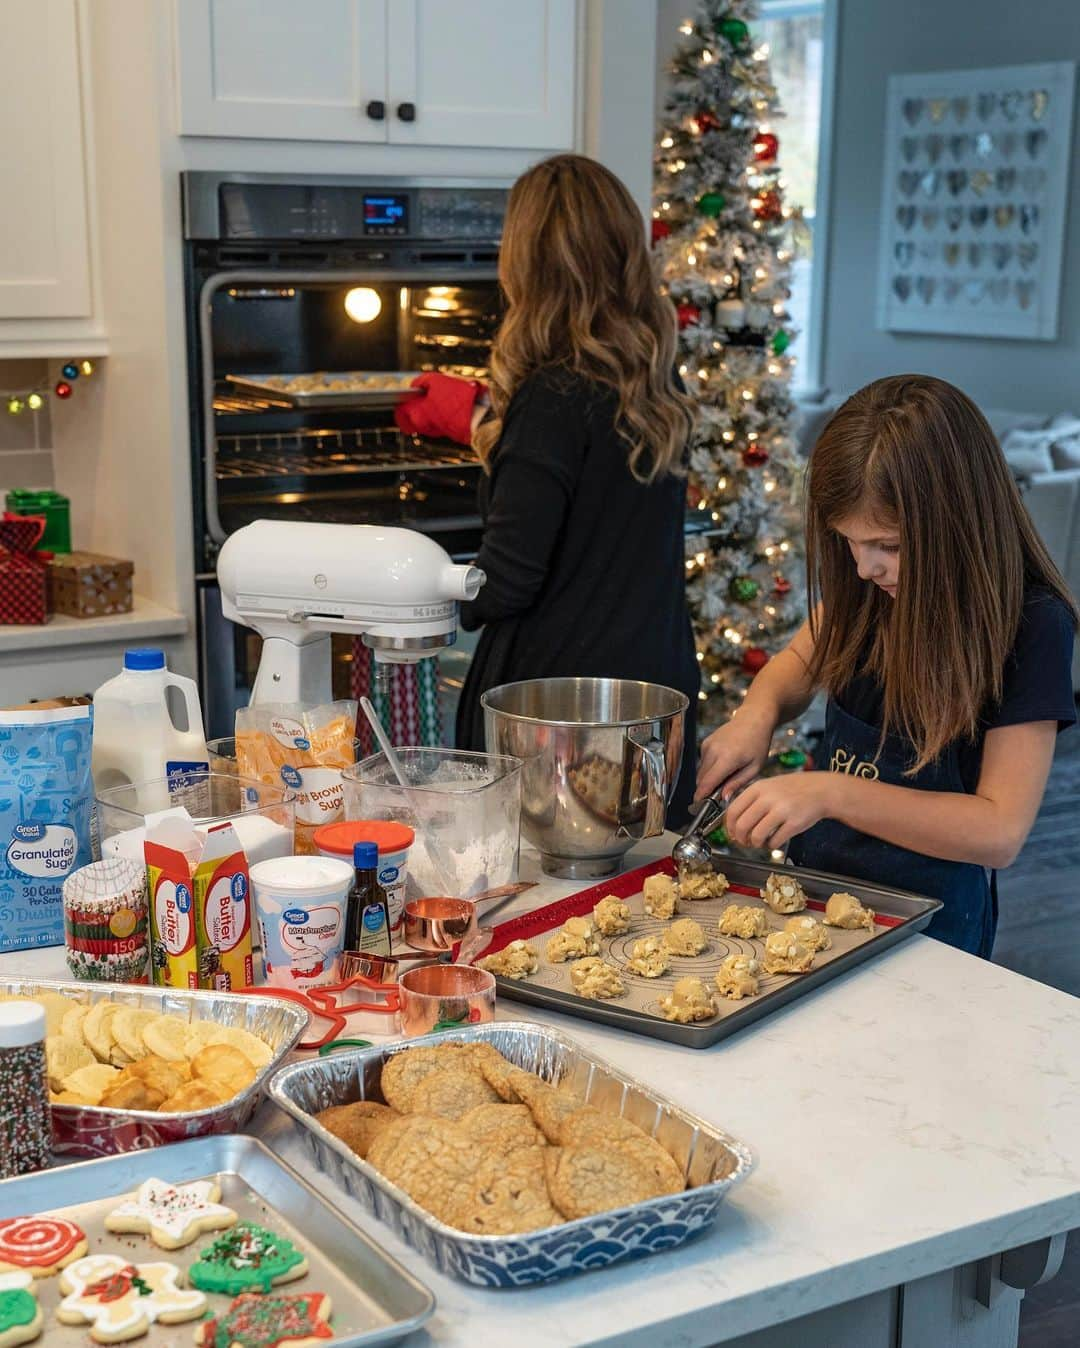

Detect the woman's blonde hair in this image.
[805,374,1078,773]
[475,154,692,480]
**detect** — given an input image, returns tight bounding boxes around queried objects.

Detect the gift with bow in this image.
[0,512,51,624]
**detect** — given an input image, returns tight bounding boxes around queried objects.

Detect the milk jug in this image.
[92,649,209,810]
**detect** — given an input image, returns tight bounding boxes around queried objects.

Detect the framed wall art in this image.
[876,61,1075,339]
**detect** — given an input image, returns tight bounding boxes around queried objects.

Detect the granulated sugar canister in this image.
[62,856,150,982]
[0,1002,51,1177]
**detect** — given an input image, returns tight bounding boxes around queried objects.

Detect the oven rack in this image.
[215,426,480,479]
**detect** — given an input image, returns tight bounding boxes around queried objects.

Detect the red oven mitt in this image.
[394,372,485,445]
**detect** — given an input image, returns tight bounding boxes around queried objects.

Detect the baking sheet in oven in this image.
[473,856,942,1048]
[225,371,422,408]
[0,1134,435,1348]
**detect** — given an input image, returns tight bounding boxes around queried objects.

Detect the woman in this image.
[695,374,1077,956]
[397,154,699,821]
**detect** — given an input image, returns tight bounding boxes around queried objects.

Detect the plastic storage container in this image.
[250,855,354,991]
[313,819,414,931]
[91,649,210,810]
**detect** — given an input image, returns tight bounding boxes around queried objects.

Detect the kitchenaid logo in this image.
[6,823,77,877]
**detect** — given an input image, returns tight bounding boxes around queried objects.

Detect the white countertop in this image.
[9,837,1080,1346]
[0,594,187,652]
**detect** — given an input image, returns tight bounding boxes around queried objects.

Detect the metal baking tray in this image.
[474,856,943,1048]
[1,977,308,1157]
[225,371,422,408]
[0,1134,435,1347]
[269,1021,755,1288]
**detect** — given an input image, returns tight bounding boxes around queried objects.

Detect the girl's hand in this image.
[725,772,836,850]
[695,713,774,804]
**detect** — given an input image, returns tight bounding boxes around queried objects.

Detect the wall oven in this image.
[182,172,507,738]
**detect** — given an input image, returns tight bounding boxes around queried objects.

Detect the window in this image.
[757,0,835,396]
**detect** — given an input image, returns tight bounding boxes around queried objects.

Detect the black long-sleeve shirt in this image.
[455,367,699,822]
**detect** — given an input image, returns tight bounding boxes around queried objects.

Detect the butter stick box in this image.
[145,837,199,989]
[193,822,253,991]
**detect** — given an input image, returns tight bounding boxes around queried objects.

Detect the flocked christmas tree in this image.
[654,0,808,776]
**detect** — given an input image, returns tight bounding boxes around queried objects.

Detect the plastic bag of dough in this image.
[234,701,357,854]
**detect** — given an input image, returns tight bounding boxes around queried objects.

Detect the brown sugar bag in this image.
[235,701,357,853]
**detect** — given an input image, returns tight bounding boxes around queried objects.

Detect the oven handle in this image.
[197,267,497,547]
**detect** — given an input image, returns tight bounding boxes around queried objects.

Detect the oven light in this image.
[277,492,303,504]
[423,297,458,312]
[344,286,382,323]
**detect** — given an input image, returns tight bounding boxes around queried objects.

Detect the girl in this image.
[695,374,1077,956]
[397,154,699,820]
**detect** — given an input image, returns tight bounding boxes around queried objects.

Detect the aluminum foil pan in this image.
[269,1021,755,1288]
[2,977,308,1158]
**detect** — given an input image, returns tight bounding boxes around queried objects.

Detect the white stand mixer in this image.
[216,521,485,704]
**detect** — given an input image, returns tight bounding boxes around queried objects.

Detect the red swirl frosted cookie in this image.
[0,1218,87,1278]
[194,1291,333,1348]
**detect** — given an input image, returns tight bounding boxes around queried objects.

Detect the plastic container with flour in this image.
[249,855,353,991]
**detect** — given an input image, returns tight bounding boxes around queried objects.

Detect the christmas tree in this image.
[654,0,807,777]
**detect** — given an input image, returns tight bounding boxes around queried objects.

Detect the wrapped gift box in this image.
[49,551,134,618]
[0,514,49,625]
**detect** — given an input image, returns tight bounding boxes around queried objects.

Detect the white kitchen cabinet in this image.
[0,0,94,322]
[176,0,576,150]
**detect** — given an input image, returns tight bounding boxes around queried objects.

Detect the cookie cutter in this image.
[238,974,400,1051]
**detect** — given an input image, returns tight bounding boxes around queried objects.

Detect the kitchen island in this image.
[10,836,1079,1347]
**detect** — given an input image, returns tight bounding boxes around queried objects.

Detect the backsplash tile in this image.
[0,360,53,485]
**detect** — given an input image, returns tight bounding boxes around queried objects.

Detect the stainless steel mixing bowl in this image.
[482,677,689,878]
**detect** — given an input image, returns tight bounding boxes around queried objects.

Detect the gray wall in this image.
[657,0,1080,416]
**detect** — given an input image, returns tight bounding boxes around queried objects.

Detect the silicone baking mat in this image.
[472,856,941,1048]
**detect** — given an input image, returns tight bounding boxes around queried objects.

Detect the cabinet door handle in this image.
[396,101,416,122]
[366,99,386,120]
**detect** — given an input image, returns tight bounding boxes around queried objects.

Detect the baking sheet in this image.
[0,1134,435,1348]
[269,1021,755,1288]
[225,372,422,409]
[0,977,308,1156]
[473,856,942,1048]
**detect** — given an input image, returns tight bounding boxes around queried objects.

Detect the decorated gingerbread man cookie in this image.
[194,1291,334,1348]
[0,1217,87,1278]
[189,1222,308,1296]
[57,1254,206,1343]
[104,1177,236,1250]
[0,1273,43,1348]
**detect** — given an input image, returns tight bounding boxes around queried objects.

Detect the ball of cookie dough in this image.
[824,891,875,931]
[761,871,808,914]
[783,913,831,951]
[761,929,816,974]
[627,936,671,978]
[546,916,601,963]
[663,917,707,957]
[592,895,631,936]
[642,873,678,919]
[569,957,626,1000]
[714,954,761,1001]
[658,976,716,1023]
[718,903,770,939]
[678,868,731,901]
[478,939,539,979]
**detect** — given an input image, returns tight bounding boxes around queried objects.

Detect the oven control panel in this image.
[216,182,507,243]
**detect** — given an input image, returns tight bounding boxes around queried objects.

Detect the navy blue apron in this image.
[787,699,997,958]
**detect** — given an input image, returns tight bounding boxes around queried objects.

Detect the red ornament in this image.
[676,302,702,330]
[772,573,792,596]
[753,131,779,162]
[752,190,783,221]
[687,483,704,509]
[54,381,73,399]
[741,646,770,675]
[691,108,721,135]
[742,446,769,467]
[651,217,672,245]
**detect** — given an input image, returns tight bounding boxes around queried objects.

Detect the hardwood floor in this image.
[991,727,1080,1346]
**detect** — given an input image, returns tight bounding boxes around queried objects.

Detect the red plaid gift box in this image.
[0,513,50,624]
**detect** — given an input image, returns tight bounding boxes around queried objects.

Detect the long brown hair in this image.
[475,154,693,481]
[805,374,1078,771]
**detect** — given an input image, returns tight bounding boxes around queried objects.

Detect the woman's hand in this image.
[694,712,774,804]
[725,772,836,850]
[394,372,485,445]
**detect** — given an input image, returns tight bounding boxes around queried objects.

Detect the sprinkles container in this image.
[62,857,150,983]
[0,1002,51,1177]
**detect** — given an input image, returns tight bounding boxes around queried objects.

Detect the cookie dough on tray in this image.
[761,930,816,975]
[714,954,762,1001]
[825,891,876,931]
[592,895,631,936]
[784,913,832,951]
[546,917,601,963]
[718,904,771,939]
[569,958,627,1000]
[663,917,708,957]
[678,868,731,901]
[627,936,671,978]
[478,939,539,979]
[658,977,716,1023]
[642,873,678,919]
[761,872,808,914]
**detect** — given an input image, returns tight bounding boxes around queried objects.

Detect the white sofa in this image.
[795,401,1080,692]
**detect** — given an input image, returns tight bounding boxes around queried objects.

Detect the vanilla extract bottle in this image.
[344,841,392,957]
